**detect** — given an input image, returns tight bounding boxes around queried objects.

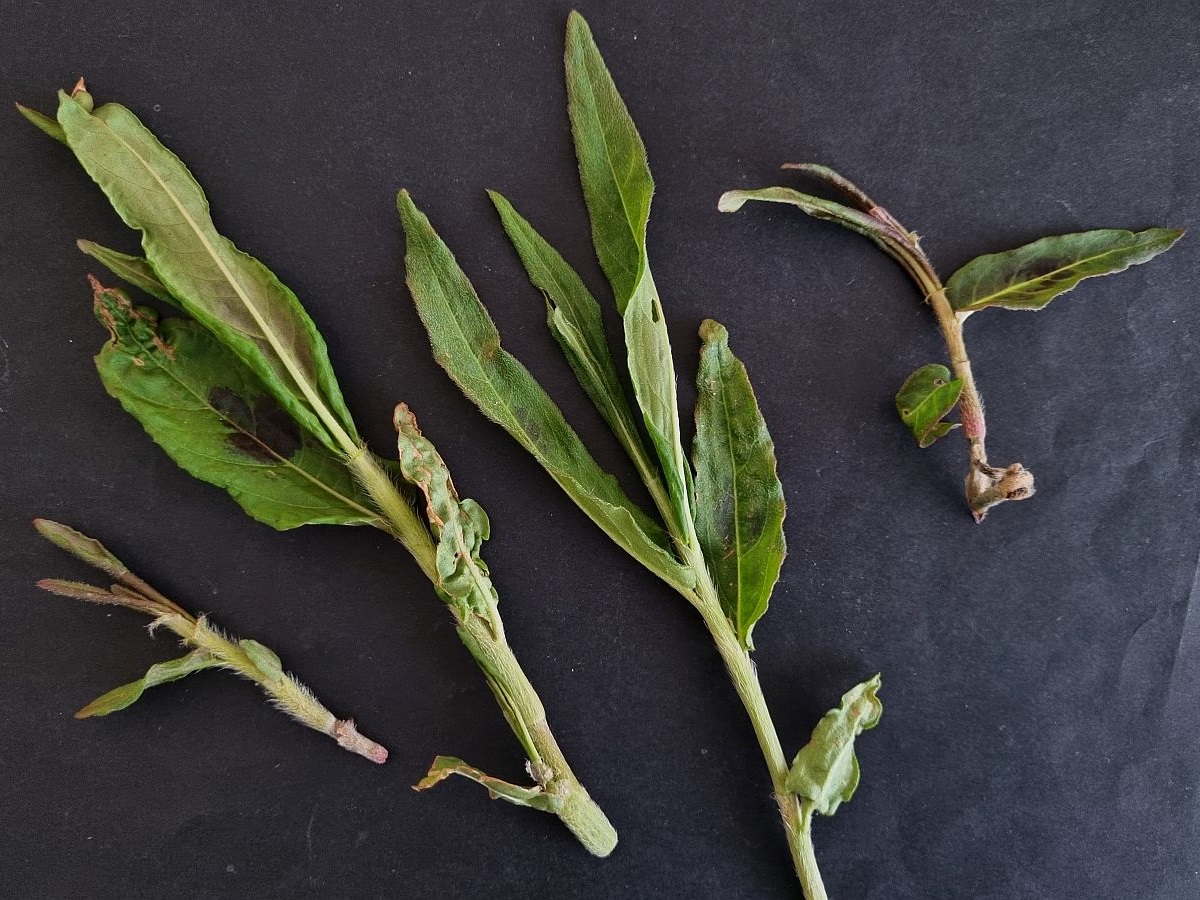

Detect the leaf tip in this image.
[717,191,747,213]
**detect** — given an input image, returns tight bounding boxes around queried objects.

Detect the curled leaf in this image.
[945,228,1184,313]
[414,755,565,814]
[895,364,963,448]
[786,674,882,816]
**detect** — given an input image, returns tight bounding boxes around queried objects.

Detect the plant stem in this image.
[351,449,616,855]
[458,611,618,856]
[685,548,825,897]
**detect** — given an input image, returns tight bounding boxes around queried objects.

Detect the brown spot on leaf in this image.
[208,387,301,463]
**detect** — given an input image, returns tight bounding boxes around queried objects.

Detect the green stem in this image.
[351,448,615,855]
[684,548,824,897]
[458,611,618,856]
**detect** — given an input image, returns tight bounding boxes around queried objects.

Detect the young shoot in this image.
[34,519,387,763]
[720,165,1183,521]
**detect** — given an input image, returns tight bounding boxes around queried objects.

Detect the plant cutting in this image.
[18,82,615,855]
[719,165,1183,520]
[34,518,387,762]
[397,13,879,896]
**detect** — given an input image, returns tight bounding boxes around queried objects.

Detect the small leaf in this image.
[414,755,565,814]
[239,639,284,679]
[945,228,1184,312]
[565,11,652,314]
[75,650,216,718]
[394,403,498,617]
[34,519,129,580]
[692,320,785,648]
[56,91,358,454]
[16,101,66,143]
[786,674,883,816]
[397,191,692,592]
[92,283,382,530]
[77,240,178,308]
[895,364,963,448]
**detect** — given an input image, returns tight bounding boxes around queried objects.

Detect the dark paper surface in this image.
[2,2,1198,897]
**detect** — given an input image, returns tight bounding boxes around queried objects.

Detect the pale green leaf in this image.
[239,639,283,679]
[692,320,785,649]
[75,650,216,718]
[895,364,963,448]
[786,674,883,816]
[56,92,358,454]
[77,239,178,308]
[394,403,498,616]
[397,191,692,593]
[92,283,382,530]
[565,11,652,313]
[414,755,565,814]
[16,101,66,143]
[945,228,1184,312]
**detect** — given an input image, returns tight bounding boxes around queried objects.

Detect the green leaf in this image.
[414,755,565,814]
[786,674,883,816]
[16,101,66,143]
[945,228,1184,312]
[488,191,657,474]
[238,639,284,679]
[397,191,692,593]
[56,92,358,455]
[692,320,786,649]
[34,519,130,580]
[564,15,692,534]
[565,11,652,314]
[394,403,498,617]
[77,239,178,308]
[75,650,217,718]
[895,364,963,448]
[92,283,382,530]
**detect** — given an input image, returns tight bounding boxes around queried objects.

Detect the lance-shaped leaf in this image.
[55,91,358,454]
[488,191,659,485]
[565,10,652,314]
[566,15,692,533]
[895,364,963,448]
[75,650,217,718]
[77,239,178,308]
[16,101,66,143]
[414,756,565,814]
[394,403,498,617]
[692,320,785,649]
[945,228,1184,313]
[397,191,692,593]
[92,282,382,531]
[786,674,883,816]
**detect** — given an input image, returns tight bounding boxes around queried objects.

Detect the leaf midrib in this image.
[84,107,355,455]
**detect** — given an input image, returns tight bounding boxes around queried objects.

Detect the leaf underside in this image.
[895,364,963,448]
[78,240,179,309]
[945,228,1184,312]
[55,91,357,452]
[786,674,883,817]
[76,650,216,718]
[92,284,380,530]
[692,320,786,648]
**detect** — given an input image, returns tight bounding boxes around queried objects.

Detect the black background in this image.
[2,2,1198,897]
